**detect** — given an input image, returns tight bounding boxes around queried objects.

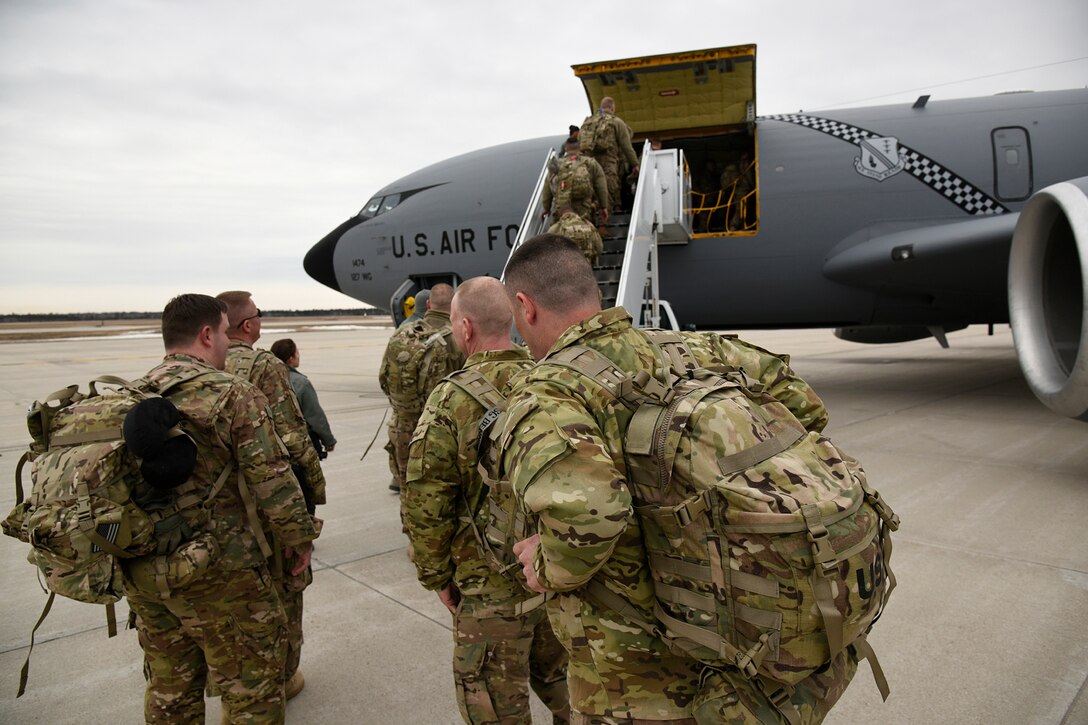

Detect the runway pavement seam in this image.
[0,615,122,656]
[1060,673,1088,724]
[324,562,454,633]
[895,535,1088,574]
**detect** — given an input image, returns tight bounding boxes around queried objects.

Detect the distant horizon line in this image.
[0,307,385,321]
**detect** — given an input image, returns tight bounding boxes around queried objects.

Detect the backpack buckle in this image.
[865,488,900,532]
[733,632,772,679]
[801,504,839,574]
[673,491,710,528]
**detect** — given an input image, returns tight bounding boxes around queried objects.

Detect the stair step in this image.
[597,281,618,299]
[595,268,621,283]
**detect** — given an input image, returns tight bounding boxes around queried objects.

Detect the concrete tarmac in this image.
[0,321,1085,724]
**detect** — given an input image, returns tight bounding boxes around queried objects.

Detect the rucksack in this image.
[532,330,899,719]
[381,321,457,412]
[554,156,594,213]
[579,112,614,155]
[443,368,526,576]
[1,371,231,696]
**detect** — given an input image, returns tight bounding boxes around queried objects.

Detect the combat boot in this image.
[285,669,305,700]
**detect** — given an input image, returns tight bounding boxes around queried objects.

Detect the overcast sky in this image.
[1,0,1085,313]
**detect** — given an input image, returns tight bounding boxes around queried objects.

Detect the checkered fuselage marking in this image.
[764,114,1009,216]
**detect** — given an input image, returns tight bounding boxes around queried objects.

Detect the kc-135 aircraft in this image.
[304,45,1088,421]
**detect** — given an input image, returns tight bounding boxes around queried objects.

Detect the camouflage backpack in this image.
[554,155,594,213]
[441,368,526,575]
[543,330,899,722]
[380,320,457,412]
[579,112,614,155]
[1,371,230,695]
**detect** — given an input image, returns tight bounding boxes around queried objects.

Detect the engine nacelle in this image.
[1008,177,1088,421]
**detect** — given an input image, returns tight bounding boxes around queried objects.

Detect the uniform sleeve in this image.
[615,118,639,168]
[379,340,393,395]
[297,378,336,447]
[542,172,554,213]
[256,357,328,505]
[706,334,829,432]
[402,392,461,591]
[502,382,632,592]
[227,385,318,547]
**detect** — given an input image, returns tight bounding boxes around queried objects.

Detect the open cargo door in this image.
[574,45,760,238]
[572,45,756,136]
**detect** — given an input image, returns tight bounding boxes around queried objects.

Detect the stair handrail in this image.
[615,141,662,327]
[501,147,559,281]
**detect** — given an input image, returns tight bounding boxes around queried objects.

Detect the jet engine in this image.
[1008,177,1088,421]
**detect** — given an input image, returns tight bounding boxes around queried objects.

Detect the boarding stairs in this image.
[505,141,692,329]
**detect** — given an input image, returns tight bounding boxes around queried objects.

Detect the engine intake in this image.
[1008,177,1088,421]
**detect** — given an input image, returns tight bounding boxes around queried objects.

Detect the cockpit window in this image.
[359,196,384,219]
[357,192,403,220]
[381,193,401,213]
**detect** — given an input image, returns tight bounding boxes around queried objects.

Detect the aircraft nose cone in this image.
[304,219,354,292]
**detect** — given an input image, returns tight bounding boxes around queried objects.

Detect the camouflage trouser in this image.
[278,547,313,682]
[691,648,859,724]
[595,154,622,211]
[127,565,287,724]
[385,410,421,487]
[453,597,571,725]
[572,716,696,725]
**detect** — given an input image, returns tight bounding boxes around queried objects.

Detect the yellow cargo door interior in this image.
[573,45,759,237]
[572,45,756,136]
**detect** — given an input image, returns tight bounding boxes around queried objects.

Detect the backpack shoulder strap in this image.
[640,329,698,377]
[546,345,672,405]
[445,368,506,412]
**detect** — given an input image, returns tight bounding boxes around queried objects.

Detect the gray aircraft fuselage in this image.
[305,87,1088,420]
[306,89,1087,331]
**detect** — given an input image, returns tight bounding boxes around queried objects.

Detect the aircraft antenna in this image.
[810,55,1088,110]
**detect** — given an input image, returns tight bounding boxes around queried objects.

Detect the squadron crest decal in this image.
[763,113,1009,215]
[854,136,904,181]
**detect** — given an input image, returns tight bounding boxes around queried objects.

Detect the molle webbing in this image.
[641,329,698,376]
[445,368,523,572]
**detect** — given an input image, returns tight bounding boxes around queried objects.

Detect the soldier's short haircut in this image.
[161,294,227,348]
[270,338,297,364]
[504,234,598,313]
[453,277,511,338]
[215,290,253,329]
[564,136,579,148]
[429,283,454,312]
[600,96,615,112]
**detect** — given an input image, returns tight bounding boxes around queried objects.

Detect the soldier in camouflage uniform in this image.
[542,137,609,227]
[579,98,640,213]
[217,290,327,700]
[496,236,832,724]
[379,283,465,493]
[548,206,603,268]
[124,294,318,724]
[402,277,570,724]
